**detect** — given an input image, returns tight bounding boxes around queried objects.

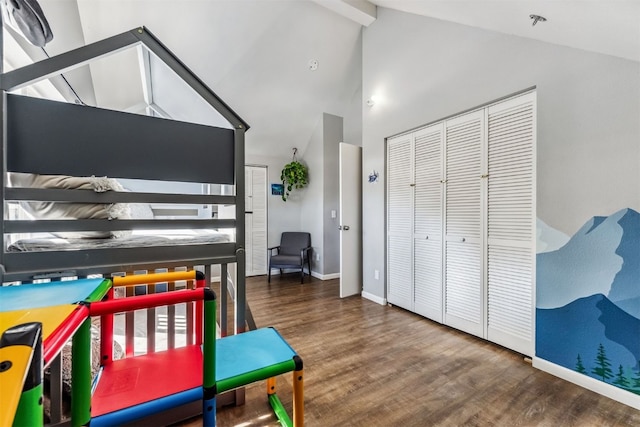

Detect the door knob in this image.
[343,225,350,230]
[338,226,342,230]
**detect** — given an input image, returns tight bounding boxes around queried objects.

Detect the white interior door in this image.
[339,143,362,298]
[245,166,267,276]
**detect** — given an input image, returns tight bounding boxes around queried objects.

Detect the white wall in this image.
[362,8,640,300]
[322,113,343,275]
[300,118,325,272]
[245,154,302,248]
[326,29,363,149]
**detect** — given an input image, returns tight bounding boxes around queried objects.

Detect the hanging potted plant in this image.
[280,148,308,201]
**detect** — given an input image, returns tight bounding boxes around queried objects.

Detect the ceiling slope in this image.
[369,0,640,62]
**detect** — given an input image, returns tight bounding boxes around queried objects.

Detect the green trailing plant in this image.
[280,149,308,201]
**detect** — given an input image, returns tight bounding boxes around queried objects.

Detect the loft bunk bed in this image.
[0,26,247,296]
[0,27,250,423]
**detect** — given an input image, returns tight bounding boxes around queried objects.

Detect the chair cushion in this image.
[270,254,302,268]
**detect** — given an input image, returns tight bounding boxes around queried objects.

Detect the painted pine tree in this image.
[575,354,586,374]
[591,343,613,382]
[612,364,630,388]
[633,368,640,390]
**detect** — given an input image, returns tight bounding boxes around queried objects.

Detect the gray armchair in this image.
[268,232,312,283]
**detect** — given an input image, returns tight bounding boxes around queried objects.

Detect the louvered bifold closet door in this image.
[444,111,484,337]
[486,92,535,355]
[413,124,443,322]
[249,166,268,276]
[245,168,254,274]
[387,134,413,310]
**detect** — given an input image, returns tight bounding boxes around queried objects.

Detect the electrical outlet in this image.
[374,270,379,280]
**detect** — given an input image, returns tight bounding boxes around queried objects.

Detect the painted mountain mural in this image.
[536,208,640,395]
[536,217,570,254]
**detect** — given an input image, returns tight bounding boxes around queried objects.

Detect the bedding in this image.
[8,172,132,238]
[7,230,231,252]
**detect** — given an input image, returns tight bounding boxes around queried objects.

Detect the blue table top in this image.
[0,278,109,312]
[216,327,297,381]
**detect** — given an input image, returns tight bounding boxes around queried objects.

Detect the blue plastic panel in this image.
[216,327,297,382]
[90,387,202,427]
[0,278,107,311]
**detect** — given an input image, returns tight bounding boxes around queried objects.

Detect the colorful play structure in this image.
[0,271,304,426]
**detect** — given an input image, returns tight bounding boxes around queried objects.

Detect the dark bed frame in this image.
[0,26,247,296]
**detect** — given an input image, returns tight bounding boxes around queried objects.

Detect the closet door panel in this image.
[486,93,535,355]
[387,135,413,310]
[413,124,443,321]
[250,167,268,275]
[414,239,442,320]
[389,235,412,310]
[444,111,483,337]
[487,244,532,353]
[245,168,254,274]
[245,166,267,276]
[445,240,482,331]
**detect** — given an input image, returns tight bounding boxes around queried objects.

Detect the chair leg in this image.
[300,266,304,284]
[268,265,271,283]
[302,258,310,284]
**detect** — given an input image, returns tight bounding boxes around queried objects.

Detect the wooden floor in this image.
[176,275,640,427]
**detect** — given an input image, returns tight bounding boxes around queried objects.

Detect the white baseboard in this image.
[361,291,387,306]
[533,357,640,410]
[310,271,340,280]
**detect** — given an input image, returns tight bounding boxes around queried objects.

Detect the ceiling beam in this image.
[311,0,377,26]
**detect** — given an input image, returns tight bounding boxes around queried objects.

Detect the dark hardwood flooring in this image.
[176,274,640,426]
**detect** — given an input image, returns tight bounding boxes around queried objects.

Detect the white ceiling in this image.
[369,0,640,62]
[10,0,640,159]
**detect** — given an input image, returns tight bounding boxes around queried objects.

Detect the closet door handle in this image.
[460,237,466,242]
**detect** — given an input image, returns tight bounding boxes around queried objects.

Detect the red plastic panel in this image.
[92,345,202,417]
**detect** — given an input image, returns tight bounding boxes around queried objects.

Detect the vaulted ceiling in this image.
[5,0,638,158]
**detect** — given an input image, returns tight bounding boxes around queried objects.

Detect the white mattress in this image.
[7,230,232,252]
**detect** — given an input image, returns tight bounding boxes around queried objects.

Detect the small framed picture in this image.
[271,183,284,196]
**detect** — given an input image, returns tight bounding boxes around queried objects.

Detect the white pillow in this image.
[9,173,132,239]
